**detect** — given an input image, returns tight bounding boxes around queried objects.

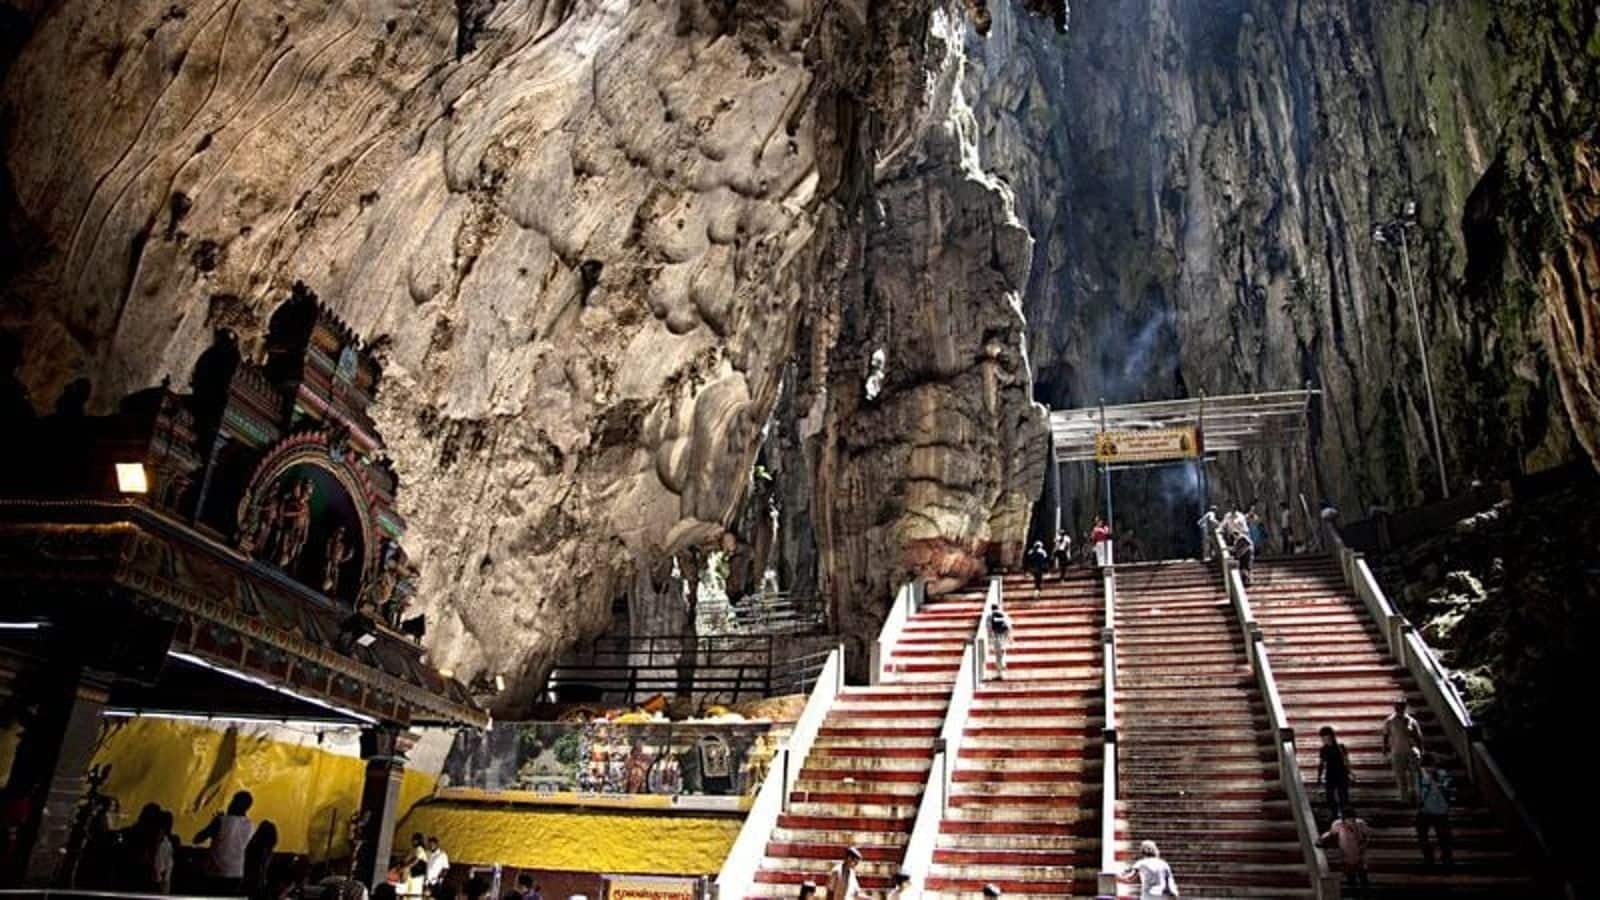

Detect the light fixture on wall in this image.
[115,462,149,494]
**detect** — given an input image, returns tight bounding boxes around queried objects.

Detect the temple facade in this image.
[0,284,484,887]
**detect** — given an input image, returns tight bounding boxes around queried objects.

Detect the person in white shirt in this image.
[425,836,450,893]
[1119,840,1179,898]
[1382,699,1425,804]
[193,790,254,892]
[825,847,862,900]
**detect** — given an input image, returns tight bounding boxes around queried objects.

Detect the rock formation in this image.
[963,1,1599,546]
[2,0,1596,702]
[0,0,1045,704]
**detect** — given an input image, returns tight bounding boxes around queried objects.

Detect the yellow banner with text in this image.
[1094,428,1200,463]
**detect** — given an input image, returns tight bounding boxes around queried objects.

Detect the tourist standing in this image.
[1118,840,1179,898]
[426,836,450,895]
[1415,753,1455,866]
[404,833,428,898]
[1318,500,1340,549]
[1247,505,1268,552]
[1278,502,1295,554]
[1317,726,1353,820]
[825,847,862,900]
[1024,541,1050,591]
[243,820,278,897]
[194,790,254,894]
[153,810,176,894]
[1052,531,1072,577]
[985,600,1012,681]
[1319,806,1372,894]
[1091,518,1112,568]
[1196,506,1219,560]
[1382,700,1424,804]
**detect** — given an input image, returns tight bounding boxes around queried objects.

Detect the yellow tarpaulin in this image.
[91,718,436,860]
[398,803,741,875]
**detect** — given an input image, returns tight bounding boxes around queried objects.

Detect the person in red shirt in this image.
[1091,518,1112,568]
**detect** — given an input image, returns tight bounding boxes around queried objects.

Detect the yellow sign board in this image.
[1094,428,1199,463]
[606,876,700,900]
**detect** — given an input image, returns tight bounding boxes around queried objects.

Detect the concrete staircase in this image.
[925,571,1104,900]
[1250,556,1538,898]
[748,586,981,897]
[1114,561,1314,899]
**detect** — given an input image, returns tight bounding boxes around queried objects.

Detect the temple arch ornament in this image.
[236,432,386,603]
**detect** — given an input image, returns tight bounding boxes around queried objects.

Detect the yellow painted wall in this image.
[398,804,741,875]
[91,719,437,860]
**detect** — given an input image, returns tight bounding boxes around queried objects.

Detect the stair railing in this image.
[712,642,844,900]
[872,578,926,685]
[902,577,990,893]
[1324,529,1573,897]
[1217,545,1340,900]
[1096,563,1120,897]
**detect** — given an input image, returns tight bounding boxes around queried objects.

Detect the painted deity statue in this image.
[273,479,313,570]
[322,525,355,596]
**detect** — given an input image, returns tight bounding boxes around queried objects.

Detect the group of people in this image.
[1021,517,1115,591]
[66,789,281,897]
[1196,500,1300,583]
[1314,700,1456,895]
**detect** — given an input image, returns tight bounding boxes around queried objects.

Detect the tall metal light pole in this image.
[1373,201,1450,499]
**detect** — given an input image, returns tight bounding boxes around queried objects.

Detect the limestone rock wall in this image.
[0,0,1047,706]
[965,1,1600,551]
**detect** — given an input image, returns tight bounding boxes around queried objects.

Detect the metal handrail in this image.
[713,644,843,900]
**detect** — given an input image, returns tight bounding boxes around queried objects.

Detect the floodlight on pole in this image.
[1373,203,1450,499]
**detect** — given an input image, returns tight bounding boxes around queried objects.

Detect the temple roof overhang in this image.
[0,500,487,729]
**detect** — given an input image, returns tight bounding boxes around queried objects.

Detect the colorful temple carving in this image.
[0,284,482,887]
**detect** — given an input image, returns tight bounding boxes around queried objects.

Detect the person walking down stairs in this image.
[1118,840,1180,898]
[1382,699,1425,805]
[1415,753,1456,867]
[984,599,1011,680]
[1316,725,1353,819]
[1023,541,1051,591]
[826,847,862,900]
[1318,806,1372,896]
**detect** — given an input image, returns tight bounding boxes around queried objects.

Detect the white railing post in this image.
[903,590,987,894]
[1098,564,1120,895]
[1214,555,1336,896]
[873,581,919,686]
[714,646,844,900]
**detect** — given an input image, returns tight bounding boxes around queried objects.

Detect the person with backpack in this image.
[1415,753,1454,866]
[1319,806,1372,894]
[1118,840,1179,898]
[1023,541,1051,591]
[985,600,1012,681]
